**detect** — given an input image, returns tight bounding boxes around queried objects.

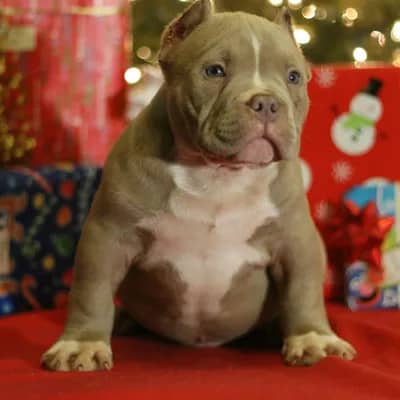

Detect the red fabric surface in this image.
[0,304,399,400]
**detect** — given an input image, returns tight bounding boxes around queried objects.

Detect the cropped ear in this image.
[274,7,295,41]
[159,0,214,62]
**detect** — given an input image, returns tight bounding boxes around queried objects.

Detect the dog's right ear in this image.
[159,0,214,62]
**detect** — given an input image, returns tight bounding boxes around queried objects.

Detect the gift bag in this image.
[0,0,129,166]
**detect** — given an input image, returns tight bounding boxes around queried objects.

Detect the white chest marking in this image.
[138,165,279,326]
[251,33,263,87]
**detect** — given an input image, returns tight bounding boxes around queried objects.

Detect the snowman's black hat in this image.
[362,78,383,96]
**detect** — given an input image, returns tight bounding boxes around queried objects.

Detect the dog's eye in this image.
[288,70,301,85]
[205,65,226,78]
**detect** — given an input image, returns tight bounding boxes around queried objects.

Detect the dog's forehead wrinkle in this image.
[178,12,280,66]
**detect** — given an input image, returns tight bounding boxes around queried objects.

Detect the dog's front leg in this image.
[41,217,140,372]
[276,213,356,367]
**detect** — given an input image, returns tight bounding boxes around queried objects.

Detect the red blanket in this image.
[1,304,399,400]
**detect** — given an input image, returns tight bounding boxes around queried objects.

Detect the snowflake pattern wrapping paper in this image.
[301,66,400,219]
[300,66,400,300]
[1,0,128,166]
[0,166,101,316]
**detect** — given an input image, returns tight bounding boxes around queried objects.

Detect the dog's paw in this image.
[41,340,113,372]
[282,332,356,367]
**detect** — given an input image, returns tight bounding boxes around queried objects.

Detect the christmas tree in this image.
[131,0,400,66]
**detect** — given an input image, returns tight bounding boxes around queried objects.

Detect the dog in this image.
[42,0,356,371]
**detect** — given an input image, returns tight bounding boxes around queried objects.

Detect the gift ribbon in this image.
[318,201,395,284]
[0,5,124,17]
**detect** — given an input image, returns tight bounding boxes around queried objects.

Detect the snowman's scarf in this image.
[343,112,374,131]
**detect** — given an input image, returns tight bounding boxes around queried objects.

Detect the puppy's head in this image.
[159,0,311,167]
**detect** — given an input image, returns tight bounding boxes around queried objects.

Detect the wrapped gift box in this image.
[346,262,400,310]
[1,0,128,166]
[0,166,101,316]
[300,66,400,299]
[344,181,400,310]
[301,66,400,219]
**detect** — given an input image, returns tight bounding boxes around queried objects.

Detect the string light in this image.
[294,28,311,45]
[315,8,328,20]
[288,0,302,9]
[391,20,400,42]
[124,67,142,84]
[342,7,358,27]
[343,8,358,21]
[353,47,367,62]
[137,46,152,60]
[302,4,317,20]
[371,31,386,47]
[269,0,283,6]
[393,49,400,67]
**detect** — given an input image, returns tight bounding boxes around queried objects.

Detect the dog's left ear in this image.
[159,0,214,62]
[274,7,296,42]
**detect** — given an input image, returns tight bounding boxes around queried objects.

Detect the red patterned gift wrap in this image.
[301,66,400,220]
[300,66,400,299]
[1,0,129,165]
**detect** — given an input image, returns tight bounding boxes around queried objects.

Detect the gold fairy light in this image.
[137,46,152,60]
[353,47,368,63]
[342,7,358,28]
[294,27,311,45]
[124,67,142,84]
[302,4,317,20]
[393,49,400,67]
[391,20,400,42]
[343,8,358,21]
[288,0,302,6]
[315,8,328,20]
[371,31,386,47]
[268,0,284,6]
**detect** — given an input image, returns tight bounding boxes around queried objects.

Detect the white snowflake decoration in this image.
[315,67,337,88]
[332,161,353,183]
[314,201,332,222]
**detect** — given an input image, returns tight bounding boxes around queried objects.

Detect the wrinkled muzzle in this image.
[198,90,297,167]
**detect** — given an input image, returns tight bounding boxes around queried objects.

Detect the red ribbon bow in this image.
[319,201,395,284]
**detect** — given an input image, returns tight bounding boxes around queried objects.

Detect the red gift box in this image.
[301,65,400,298]
[302,65,400,218]
[1,0,129,166]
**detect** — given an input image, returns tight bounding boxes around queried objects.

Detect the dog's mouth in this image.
[230,136,281,167]
[174,135,282,169]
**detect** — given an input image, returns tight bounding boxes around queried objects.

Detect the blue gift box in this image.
[344,181,400,310]
[345,180,399,248]
[0,166,101,316]
[346,261,400,310]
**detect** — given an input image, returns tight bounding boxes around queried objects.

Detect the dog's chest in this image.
[138,165,279,323]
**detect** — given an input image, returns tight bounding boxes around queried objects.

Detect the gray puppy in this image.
[42,0,356,371]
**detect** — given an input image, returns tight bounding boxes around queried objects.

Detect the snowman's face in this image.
[350,93,382,121]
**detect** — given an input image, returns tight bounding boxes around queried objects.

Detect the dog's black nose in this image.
[247,95,280,121]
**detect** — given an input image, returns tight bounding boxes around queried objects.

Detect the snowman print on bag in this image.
[332,78,383,156]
